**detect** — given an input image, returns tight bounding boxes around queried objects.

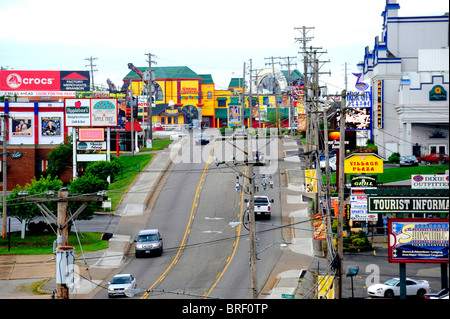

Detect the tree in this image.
[85,158,123,183]
[1,175,63,230]
[45,135,73,179]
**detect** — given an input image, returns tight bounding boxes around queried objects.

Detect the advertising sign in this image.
[344,153,384,174]
[0,70,90,92]
[388,218,449,263]
[350,195,377,222]
[351,175,377,188]
[79,128,104,141]
[368,196,449,214]
[65,99,91,126]
[411,174,449,189]
[65,98,118,127]
[305,169,317,193]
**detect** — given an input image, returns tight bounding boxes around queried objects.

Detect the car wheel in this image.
[384,290,395,298]
[417,289,426,298]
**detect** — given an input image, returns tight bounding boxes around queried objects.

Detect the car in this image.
[320,156,336,172]
[399,155,419,167]
[246,195,274,220]
[134,229,163,257]
[108,274,137,298]
[424,288,449,299]
[195,133,210,145]
[367,277,431,298]
[170,131,187,140]
[417,153,449,164]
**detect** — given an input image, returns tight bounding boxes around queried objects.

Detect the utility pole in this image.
[295,26,314,168]
[144,53,157,143]
[264,57,281,135]
[84,56,98,91]
[1,114,7,238]
[20,192,106,299]
[337,89,347,299]
[247,163,258,299]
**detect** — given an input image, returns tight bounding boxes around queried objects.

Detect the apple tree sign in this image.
[65,98,118,127]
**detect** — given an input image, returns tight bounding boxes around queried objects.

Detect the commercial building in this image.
[359,0,449,159]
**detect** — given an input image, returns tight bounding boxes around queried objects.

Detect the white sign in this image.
[77,154,107,162]
[411,174,449,189]
[65,98,118,127]
[350,195,378,221]
[77,141,106,150]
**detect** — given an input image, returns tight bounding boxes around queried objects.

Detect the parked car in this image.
[367,278,431,298]
[195,133,210,145]
[424,288,449,299]
[108,274,137,298]
[135,229,163,257]
[399,155,419,167]
[320,156,336,172]
[417,153,449,164]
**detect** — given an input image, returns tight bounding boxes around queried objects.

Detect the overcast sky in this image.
[1,0,448,92]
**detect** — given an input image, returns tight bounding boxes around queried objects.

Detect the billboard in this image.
[368,196,449,214]
[388,218,449,263]
[65,98,118,127]
[0,70,90,92]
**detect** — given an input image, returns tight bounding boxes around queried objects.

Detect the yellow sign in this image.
[317,275,335,299]
[344,153,384,174]
[305,169,317,193]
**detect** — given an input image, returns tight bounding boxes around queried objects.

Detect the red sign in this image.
[0,70,90,92]
[1,70,60,91]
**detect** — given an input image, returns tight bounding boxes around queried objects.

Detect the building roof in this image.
[124,66,201,81]
[199,74,214,84]
[228,78,244,88]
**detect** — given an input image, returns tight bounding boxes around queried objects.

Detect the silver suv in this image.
[135,229,163,257]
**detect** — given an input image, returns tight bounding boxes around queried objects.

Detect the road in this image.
[94,134,284,299]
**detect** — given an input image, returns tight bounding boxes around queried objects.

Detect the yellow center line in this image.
[203,166,248,298]
[141,143,216,299]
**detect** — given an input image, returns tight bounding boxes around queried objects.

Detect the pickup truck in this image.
[246,196,274,220]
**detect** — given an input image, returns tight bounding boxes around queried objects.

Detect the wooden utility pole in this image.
[84,56,98,90]
[336,89,347,299]
[247,163,258,299]
[20,192,106,299]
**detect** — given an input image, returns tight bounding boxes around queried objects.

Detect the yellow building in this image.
[124,66,217,127]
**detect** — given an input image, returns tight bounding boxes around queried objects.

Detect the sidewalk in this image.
[260,136,321,299]
[0,144,177,299]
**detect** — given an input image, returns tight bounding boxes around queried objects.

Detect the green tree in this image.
[85,158,123,183]
[68,174,109,220]
[45,135,73,179]
[1,175,63,229]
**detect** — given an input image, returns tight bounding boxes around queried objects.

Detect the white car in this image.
[320,156,336,172]
[170,131,187,140]
[367,278,431,298]
[108,274,137,298]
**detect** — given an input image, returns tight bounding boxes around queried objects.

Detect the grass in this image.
[105,138,173,211]
[0,231,108,255]
[0,139,173,256]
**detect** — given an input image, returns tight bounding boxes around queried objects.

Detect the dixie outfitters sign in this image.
[368,196,449,214]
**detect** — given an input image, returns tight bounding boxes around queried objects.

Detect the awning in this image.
[125,121,143,132]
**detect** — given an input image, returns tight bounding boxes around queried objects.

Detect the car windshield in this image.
[383,279,400,286]
[138,234,158,242]
[402,156,416,160]
[111,276,131,284]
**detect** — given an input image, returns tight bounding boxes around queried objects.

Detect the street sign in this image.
[281,294,295,299]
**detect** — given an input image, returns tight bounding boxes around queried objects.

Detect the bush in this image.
[344,231,372,252]
[388,152,401,164]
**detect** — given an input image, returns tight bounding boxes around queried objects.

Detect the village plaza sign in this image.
[344,153,384,174]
